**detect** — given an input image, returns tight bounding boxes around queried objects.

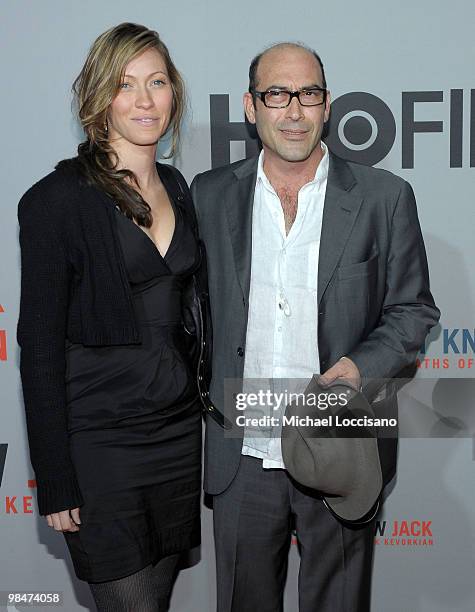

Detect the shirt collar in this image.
[257,141,329,190]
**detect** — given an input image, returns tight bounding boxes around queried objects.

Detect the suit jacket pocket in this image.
[337,253,379,280]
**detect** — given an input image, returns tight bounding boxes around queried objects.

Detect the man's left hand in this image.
[319,356,361,391]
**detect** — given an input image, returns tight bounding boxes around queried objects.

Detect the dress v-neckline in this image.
[116,197,177,262]
[112,161,184,262]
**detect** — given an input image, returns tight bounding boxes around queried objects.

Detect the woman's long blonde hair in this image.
[72,22,186,226]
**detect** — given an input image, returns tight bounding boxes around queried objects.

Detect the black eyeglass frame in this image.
[250,86,328,108]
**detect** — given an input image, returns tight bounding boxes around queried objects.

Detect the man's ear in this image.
[243,92,256,124]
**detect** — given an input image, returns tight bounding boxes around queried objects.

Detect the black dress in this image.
[63,186,202,583]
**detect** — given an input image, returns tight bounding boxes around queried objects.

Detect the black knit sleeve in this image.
[17,185,84,516]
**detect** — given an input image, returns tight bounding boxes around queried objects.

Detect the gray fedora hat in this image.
[282,375,382,523]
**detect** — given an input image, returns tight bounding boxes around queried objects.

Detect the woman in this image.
[17,23,206,611]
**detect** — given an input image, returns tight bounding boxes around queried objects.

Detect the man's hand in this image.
[319,356,361,391]
[46,507,81,532]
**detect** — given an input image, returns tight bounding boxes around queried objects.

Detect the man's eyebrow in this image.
[261,83,323,90]
[122,71,168,79]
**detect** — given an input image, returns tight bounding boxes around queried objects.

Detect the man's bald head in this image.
[248,42,327,101]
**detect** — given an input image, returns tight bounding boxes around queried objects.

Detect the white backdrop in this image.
[1,1,474,610]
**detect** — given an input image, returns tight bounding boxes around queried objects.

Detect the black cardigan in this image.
[17,158,199,515]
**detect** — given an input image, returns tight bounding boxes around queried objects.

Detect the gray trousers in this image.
[213,455,374,612]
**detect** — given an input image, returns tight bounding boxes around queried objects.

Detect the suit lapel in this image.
[223,153,363,307]
[225,157,258,302]
[318,154,363,304]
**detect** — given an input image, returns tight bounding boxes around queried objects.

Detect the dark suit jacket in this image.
[191,152,440,496]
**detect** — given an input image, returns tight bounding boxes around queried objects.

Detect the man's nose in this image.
[286,95,304,120]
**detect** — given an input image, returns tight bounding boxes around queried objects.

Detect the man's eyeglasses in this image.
[251,87,327,108]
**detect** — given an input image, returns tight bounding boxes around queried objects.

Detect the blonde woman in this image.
[17,23,205,611]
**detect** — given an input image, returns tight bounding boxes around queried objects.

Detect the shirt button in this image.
[277,326,282,332]
[237,347,244,357]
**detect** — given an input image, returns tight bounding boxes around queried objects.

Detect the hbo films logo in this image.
[209,90,474,168]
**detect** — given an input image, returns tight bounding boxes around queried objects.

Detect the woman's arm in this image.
[17,184,84,517]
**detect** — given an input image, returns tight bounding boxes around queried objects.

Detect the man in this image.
[191,42,439,611]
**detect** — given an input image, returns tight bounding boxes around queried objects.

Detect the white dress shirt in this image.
[241,143,329,468]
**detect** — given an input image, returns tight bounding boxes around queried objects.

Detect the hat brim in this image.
[321,435,382,523]
[323,495,381,524]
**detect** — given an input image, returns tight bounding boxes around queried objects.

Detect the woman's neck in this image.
[112,141,159,191]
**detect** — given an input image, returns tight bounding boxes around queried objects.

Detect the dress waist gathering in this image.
[132,275,185,327]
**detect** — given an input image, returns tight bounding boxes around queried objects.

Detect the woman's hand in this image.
[46,507,81,532]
